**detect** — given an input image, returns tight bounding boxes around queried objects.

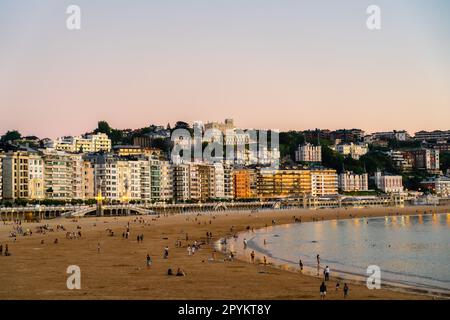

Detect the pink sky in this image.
[0,1,449,138]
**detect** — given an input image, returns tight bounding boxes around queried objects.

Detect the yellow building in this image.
[256,169,311,199]
[2,151,32,200]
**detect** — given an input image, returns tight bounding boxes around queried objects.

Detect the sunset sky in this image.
[0,0,449,138]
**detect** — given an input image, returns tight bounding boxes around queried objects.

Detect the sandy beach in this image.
[0,205,449,300]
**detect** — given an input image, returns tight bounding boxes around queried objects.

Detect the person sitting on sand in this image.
[176,268,186,276]
[336,282,340,291]
[146,254,152,267]
[167,268,173,276]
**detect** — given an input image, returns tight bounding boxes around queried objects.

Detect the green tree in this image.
[1,130,21,142]
[97,121,112,135]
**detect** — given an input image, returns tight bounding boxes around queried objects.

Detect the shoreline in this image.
[216,212,450,299]
[1,204,449,299]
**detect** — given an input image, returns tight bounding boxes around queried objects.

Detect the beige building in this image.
[28,153,45,200]
[173,163,200,202]
[1,151,34,200]
[333,143,368,160]
[55,133,111,153]
[295,143,322,163]
[160,161,173,202]
[338,172,369,192]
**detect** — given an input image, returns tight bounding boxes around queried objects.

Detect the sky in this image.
[0,0,449,138]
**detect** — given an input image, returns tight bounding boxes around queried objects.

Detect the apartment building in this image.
[233,169,257,199]
[28,153,45,200]
[43,150,74,200]
[333,143,368,160]
[55,133,112,153]
[2,151,33,200]
[310,169,338,197]
[223,163,234,199]
[389,150,414,172]
[256,169,312,199]
[409,149,440,172]
[338,172,369,192]
[374,171,403,193]
[295,143,322,163]
[82,160,95,199]
[160,161,174,202]
[173,163,200,202]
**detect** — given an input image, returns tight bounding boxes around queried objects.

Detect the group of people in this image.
[0,244,10,256]
[320,281,349,300]
[136,234,145,243]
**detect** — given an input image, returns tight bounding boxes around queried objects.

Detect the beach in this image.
[0,205,449,300]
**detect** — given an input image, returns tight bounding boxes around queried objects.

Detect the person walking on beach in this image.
[187,245,192,256]
[146,254,152,267]
[324,266,330,281]
[97,242,101,254]
[343,283,349,298]
[320,282,327,300]
[299,259,303,272]
[164,246,169,259]
[243,238,248,249]
[250,250,255,263]
[316,254,321,275]
[0,244,2,255]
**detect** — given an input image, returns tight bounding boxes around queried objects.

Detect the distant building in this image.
[54,133,111,153]
[295,143,322,163]
[338,172,369,192]
[408,149,440,173]
[371,130,410,141]
[421,176,450,197]
[374,171,403,193]
[332,143,368,160]
[414,130,450,143]
[389,150,414,172]
[204,118,235,134]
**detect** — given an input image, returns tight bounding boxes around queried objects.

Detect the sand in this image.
[0,205,449,300]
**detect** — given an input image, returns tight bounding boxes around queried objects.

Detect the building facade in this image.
[295,143,322,163]
[338,172,369,192]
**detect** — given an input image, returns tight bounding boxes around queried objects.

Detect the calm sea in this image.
[242,213,450,294]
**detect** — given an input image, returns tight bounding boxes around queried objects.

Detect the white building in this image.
[310,169,338,197]
[338,172,369,192]
[295,143,322,163]
[333,143,368,160]
[42,150,74,200]
[374,171,403,193]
